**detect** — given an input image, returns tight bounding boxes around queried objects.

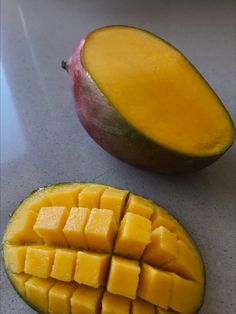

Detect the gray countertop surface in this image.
[1,0,235,313]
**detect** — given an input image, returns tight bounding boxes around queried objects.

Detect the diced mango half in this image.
[71,285,103,314]
[107,256,140,299]
[51,249,77,282]
[102,291,131,314]
[143,226,177,267]
[78,184,107,208]
[85,208,117,252]
[25,277,55,313]
[74,251,110,288]
[63,207,90,249]
[3,183,204,314]
[100,187,128,222]
[126,194,154,219]
[114,212,151,259]
[132,298,155,314]
[24,246,55,278]
[48,281,77,314]
[33,206,69,246]
[5,245,27,273]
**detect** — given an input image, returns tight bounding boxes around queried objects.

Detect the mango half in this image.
[3,182,205,314]
[63,25,235,174]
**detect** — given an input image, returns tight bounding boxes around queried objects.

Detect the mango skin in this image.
[65,26,234,174]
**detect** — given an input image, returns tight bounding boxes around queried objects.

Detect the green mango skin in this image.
[65,26,235,174]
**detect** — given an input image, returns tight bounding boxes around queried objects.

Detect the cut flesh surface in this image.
[82,26,234,156]
[4,183,204,314]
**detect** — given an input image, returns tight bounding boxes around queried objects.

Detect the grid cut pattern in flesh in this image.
[3,183,204,314]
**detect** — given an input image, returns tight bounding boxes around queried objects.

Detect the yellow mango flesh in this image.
[5,210,42,244]
[25,277,55,313]
[5,245,27,273]
[125,194,154,219]
[78,185,106,208]
[9,273,30,296]
[132,298,155,314]
[71,285,103,314]
[102,291,131,314]
[151,206,176,231]
[170,274,203,314]
[83,26,234,156]
[137,264,172,309]
[51,249,77,282]
[143,226,178,267]
[4,183,204,314]
[163,240,203,282]
[33,206,69,246]
[63,207,90,249]
[114,212,151,259]
[107,256,140,300]
[24,246,55,279]
[84,208,117,252]
[48,281,77,314]
[100,188,129,223]
[49,184,83,210]
[74,251,110,288]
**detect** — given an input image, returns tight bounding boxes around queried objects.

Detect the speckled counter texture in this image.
[1,0,235,313]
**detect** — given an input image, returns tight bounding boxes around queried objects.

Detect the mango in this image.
[63,26,235,173]
[3,183,205,313]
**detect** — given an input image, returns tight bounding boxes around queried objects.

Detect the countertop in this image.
[1,0,235,313]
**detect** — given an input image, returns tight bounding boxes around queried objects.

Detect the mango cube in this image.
[24,246,55,278]
[151,205,175,231]
[51,249,77,282]
[114,213,151,259]
[170,273,201,314]
[126,194,153,219]
[102,291,131,314]
[33,206,69,246]
[5,210,42,244]
[100,188,128,222]
[107,256,140,299]
[85,208,117,252]
[71,285,103,314]
[5,245,27,273]
[25,277,55,313]
[74,251,110,288]
[10,273,30,296]
[49,185,82,210]
[137,264,172,308]
[49,281,77,314]
[163,240,202,281]
[132,298,155,314]
[78,185,106,208]
[143,226,177,267]
[63,207,90,249]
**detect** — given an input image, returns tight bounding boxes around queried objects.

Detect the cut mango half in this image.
[3,183,205,313]
[83,26,234,157]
